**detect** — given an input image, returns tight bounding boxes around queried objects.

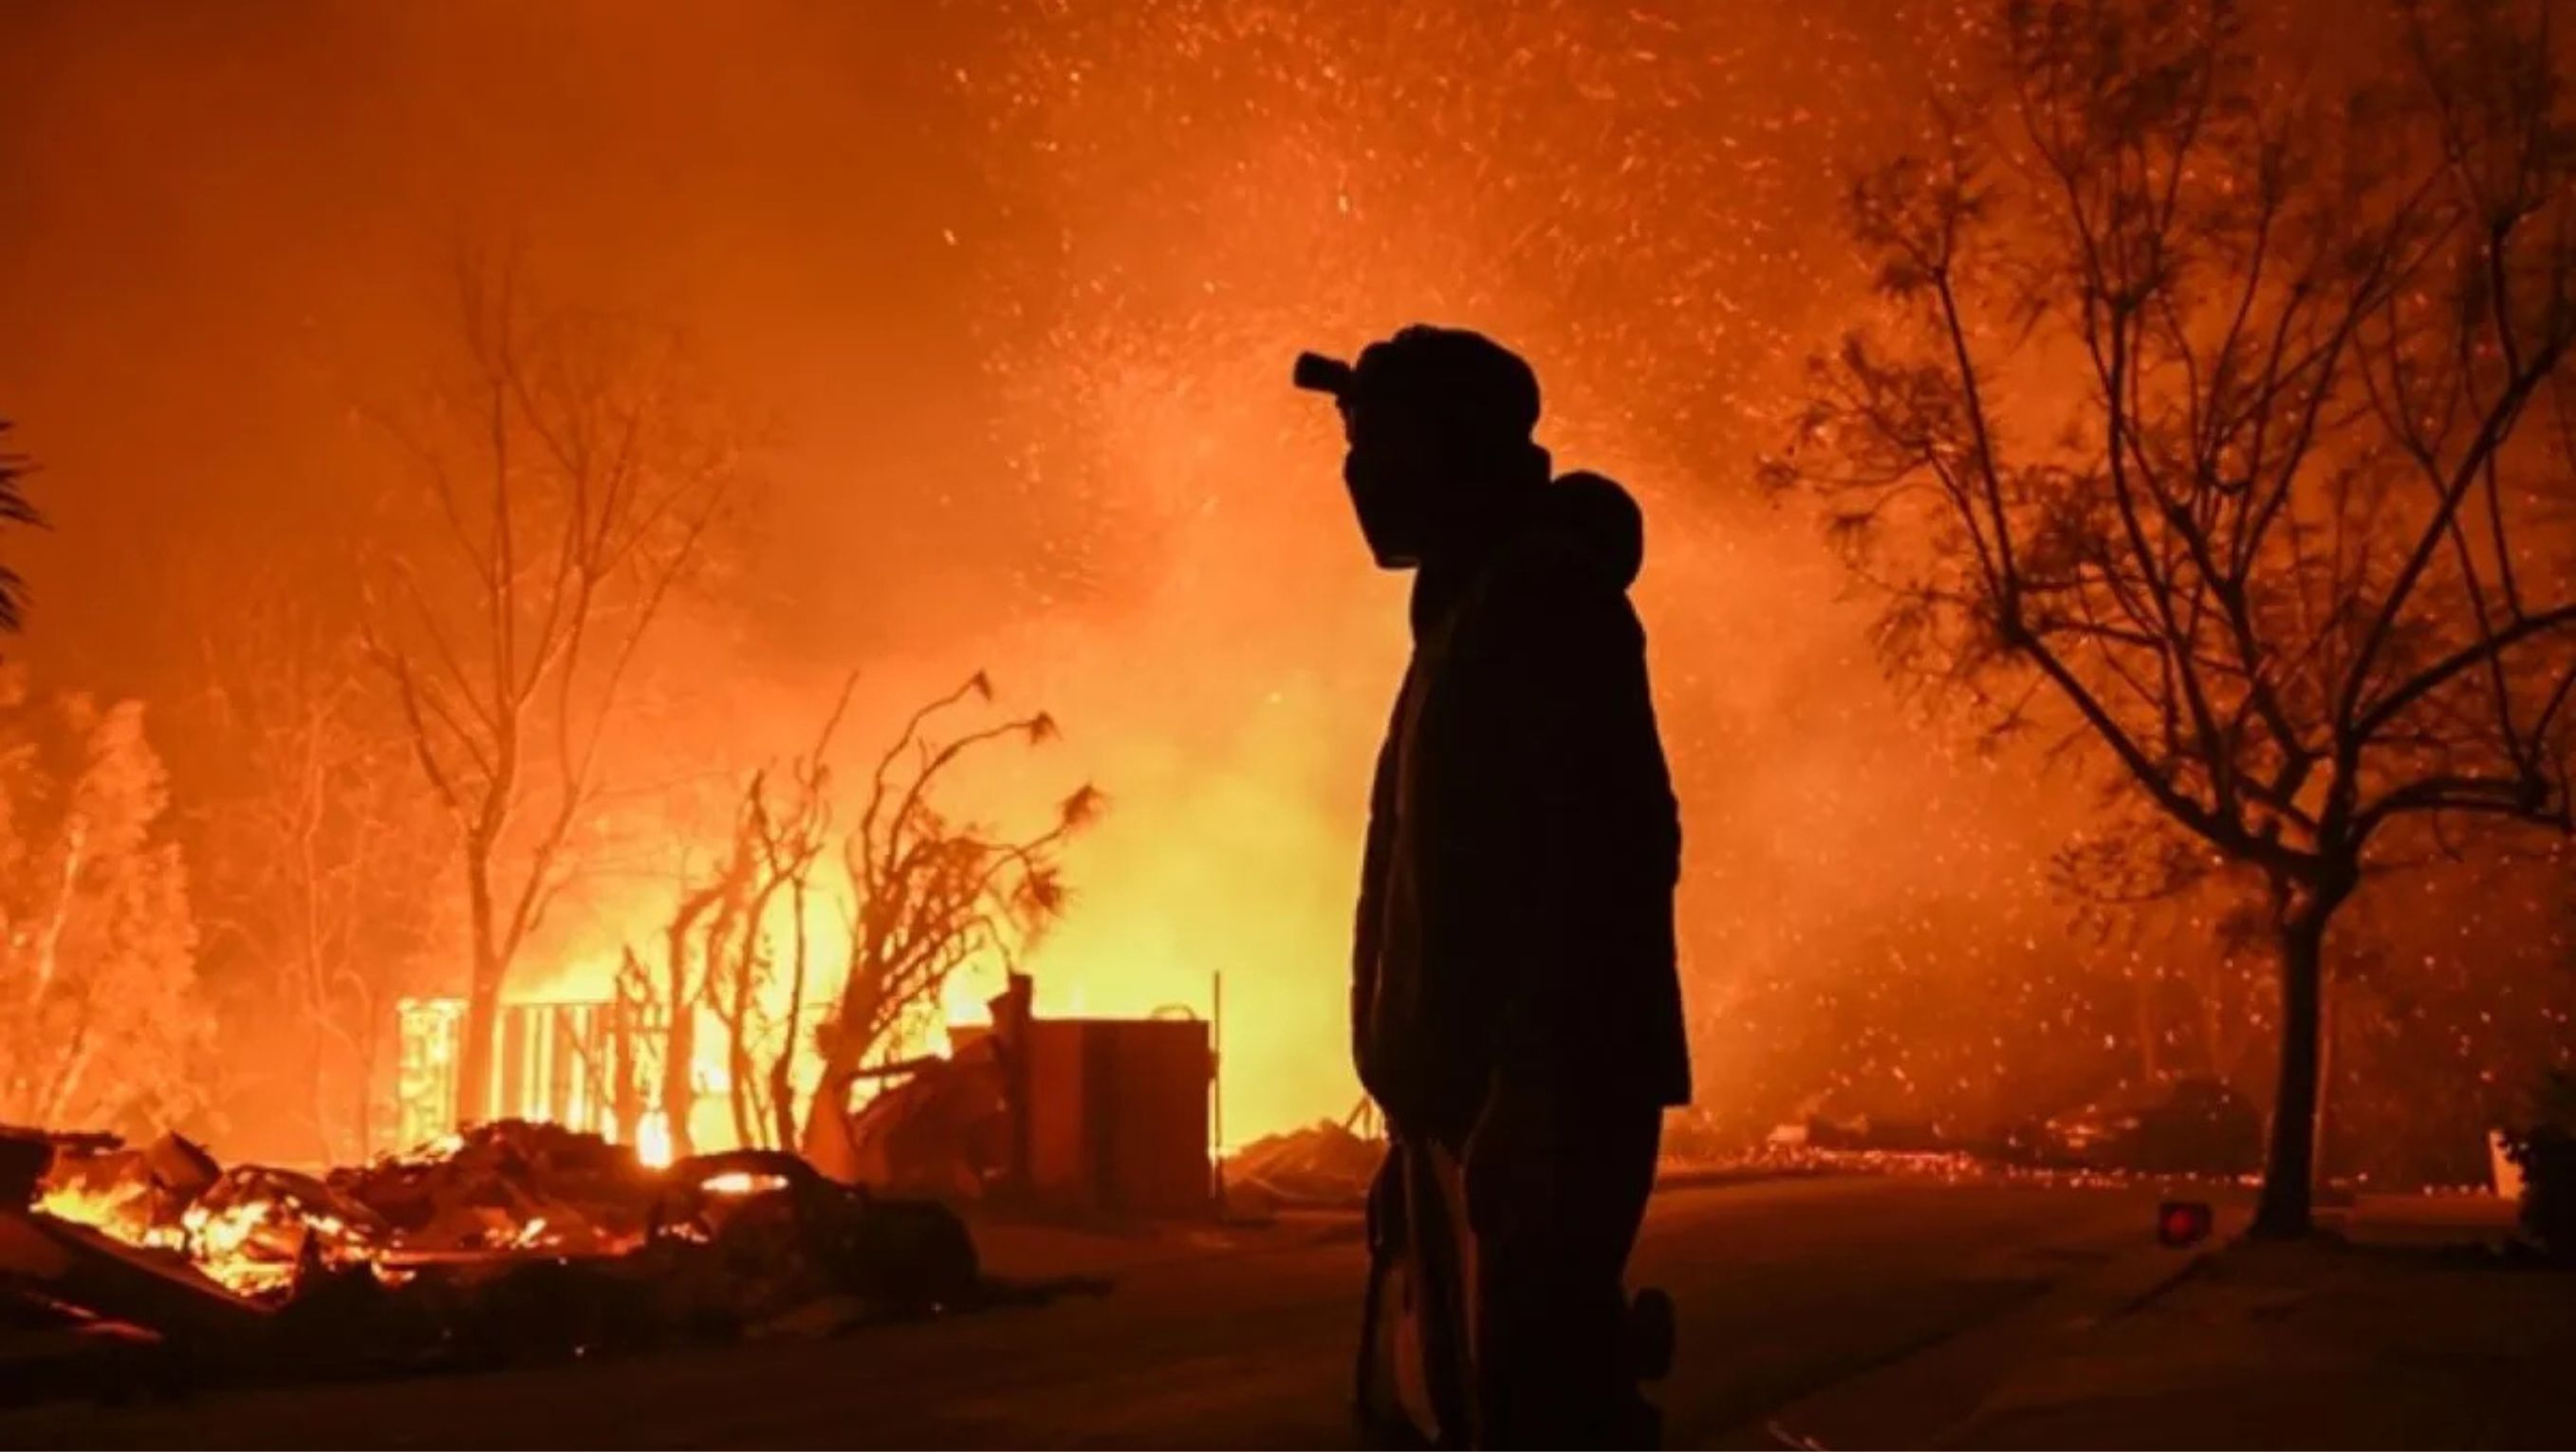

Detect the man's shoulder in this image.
[1461,536,1643,648]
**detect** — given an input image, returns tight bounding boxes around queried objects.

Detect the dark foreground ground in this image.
[1,1176,2203,1449]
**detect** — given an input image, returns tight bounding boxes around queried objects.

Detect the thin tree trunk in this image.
[2316,966,2341,1189]
[726,885,775,1148]
[456,852,504,1126]
[663,916,699,1162]
[800,958,882,1181]
[800,1060,862,1181]
[735,875,794,1146]
[30,821,87,1002]
[2253,903,2335,1238]
[460,971,501,1126]
[697,896,755,1151]
[612,946,647,1146]
[769,881,809,1149]
[799,987,871,1181]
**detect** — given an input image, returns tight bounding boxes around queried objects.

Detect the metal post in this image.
[1210,970,1225,1208]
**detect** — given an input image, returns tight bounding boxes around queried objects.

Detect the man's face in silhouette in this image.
[1340,395,1454,571]
[1325,326,1543,571]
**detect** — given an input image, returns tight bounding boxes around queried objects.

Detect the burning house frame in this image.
[394,996,676,1161]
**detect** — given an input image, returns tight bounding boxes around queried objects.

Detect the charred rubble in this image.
[0,1120,996,1405]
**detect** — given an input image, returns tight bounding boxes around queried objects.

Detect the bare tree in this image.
[708,677,851,1150]
[1779,0,2576,1233]
[800,673,1099,1180]
[756,730,842,1149]
[612,676,849,1156]
[699,793,785,1151]
[656,863,737,1159]
[193,586,447,1162]
[363,256,736,1124]
[634,721,834,1159]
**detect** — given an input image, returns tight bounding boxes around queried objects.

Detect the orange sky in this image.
[0,0,2168,1145]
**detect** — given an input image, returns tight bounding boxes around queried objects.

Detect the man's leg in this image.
[1473,1098,1662,1448]
[1359,1136,1479,1449]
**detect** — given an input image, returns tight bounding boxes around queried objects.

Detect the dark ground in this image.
[0,1177,2200,1449]
[1953,1214,2576,1450]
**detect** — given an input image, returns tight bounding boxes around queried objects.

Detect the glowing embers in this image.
[174,1168,390,1297]
[32,1176,167,1251]
[635,1110,676,1169]
[30,1137,392,1300]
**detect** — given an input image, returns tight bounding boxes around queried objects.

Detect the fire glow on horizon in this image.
[4,0,2570,1190]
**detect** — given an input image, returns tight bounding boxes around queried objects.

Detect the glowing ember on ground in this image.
[32,1181,166,1247]
[37,1169,371,1299]
[635,1113,674,1170]
[1695,1145,2270,1195]
[176,1199,307,1297]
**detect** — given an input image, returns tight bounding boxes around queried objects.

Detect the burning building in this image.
[391,974,1220,1219]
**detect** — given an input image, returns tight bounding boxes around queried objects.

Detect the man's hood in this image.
[1535,471,1644,590]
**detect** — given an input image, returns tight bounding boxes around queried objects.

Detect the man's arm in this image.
[1447,567,1671,1219]
[1469,570,1677,1095]
[1352,721,1399,1080]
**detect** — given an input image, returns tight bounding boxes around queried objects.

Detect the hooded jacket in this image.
[1352,472,1691,1147]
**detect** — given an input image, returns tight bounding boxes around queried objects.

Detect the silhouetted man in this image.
[1300,326,1690,1448]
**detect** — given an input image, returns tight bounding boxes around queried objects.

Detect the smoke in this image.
[0,0,2222,1149]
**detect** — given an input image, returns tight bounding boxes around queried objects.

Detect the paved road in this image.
[4,1177,2182,1448]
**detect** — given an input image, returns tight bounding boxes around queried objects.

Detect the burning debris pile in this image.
[29,1121,659,1298]
[326,1120,656,1259]
[1221,1112,1385,1210]
[2,1120,998,1405]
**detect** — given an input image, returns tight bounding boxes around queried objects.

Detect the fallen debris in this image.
[185,1166,393,1297]
[1222,1116,1384,1210]
[327,1118,658,1255]
[0,1121,1032,1407]
[0,1207,270,1346]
